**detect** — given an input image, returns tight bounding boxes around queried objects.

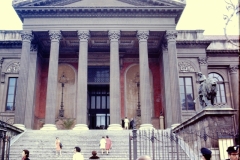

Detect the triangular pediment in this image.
[13,0,185,7]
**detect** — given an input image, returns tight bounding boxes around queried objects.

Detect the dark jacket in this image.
[89,155,100,159]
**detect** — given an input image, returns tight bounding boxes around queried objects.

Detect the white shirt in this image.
[73,152,84,160]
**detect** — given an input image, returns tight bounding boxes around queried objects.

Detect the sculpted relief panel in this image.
[178,61,195,72]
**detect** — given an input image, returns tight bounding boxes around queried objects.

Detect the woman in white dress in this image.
[99,136,106,154]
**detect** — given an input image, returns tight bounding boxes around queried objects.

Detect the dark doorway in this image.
[88,85,110,129]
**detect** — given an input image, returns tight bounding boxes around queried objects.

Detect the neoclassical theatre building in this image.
[0,0,238,130]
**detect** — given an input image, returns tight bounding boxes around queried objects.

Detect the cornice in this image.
[206,49,239,53]
[0,41,22,48]
[176,40,212,48]
[14,6,183,22]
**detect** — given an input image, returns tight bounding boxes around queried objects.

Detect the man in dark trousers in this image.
[200,147,212,160]
[226,145,239,160]
[89,151,100,159]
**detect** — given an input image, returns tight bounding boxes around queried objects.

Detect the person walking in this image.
[105,135,112,155]
[99,136,106,154]
[124,117,129,130]
[200,147,212,160]
[73,146,84,160]
[22,149,30,160]
[226,145,239,160]
[89,150,100,159]
[55,137,62,157]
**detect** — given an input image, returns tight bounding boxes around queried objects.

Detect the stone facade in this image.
[0,0,239,130]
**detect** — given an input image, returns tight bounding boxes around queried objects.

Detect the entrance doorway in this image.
[88,85,110,129]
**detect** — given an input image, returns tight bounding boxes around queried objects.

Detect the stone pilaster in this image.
[107,30,122,130]
[161,43,172,128]
[198,57,208,76]
[14,31,33,130]
[229,65,239,126]
[73,30,90,130]
[137,30,153,130]
[41,31,61,130]
[24,44,38,129]
[165,30,181,127]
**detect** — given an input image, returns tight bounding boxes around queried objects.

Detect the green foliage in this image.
[62,119,74,129]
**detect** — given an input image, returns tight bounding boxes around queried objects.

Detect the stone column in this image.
[14,31,33,130]
[41,31,61,130]
[198,57,208,76]
[229,65,239,125]
[137,30,153,130]
[165,30,181,127]
[73,30,90,130]
[107,30,122,130]
[24,45,38,129]
[162,44,173,128]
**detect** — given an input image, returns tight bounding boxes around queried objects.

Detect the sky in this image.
[0,0,239,35]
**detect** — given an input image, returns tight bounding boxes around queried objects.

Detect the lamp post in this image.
[59,72,68,118]
[133,72,141,117]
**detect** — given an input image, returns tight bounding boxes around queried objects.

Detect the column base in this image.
[13,124,26,131]
[107,124,123,130]
[139,124,154,130]
[171,123,180,129]
[40,124,57,130]
[72,124,89,130]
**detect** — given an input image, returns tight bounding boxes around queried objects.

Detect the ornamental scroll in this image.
[6,62,20,73]
[178,61,195,72]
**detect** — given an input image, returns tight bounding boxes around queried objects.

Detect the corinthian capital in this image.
[137,30,149,42]
[108,30,120,41]
[21,31,34,42]
[49,31,62,42]
[198,57,208,65]
[78,30,90,41]
[165,30,177,42]
[229,65,239,74]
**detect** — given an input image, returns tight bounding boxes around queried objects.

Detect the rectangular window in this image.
[179,77,195,110]
[6,78,18,111]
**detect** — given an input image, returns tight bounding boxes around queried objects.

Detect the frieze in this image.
[108,30,120,41]
[21,31,33,42]
[123,58,158,63]
[229,65,239,74]
[137,31,149,42]
[165,30,177,42]
[178,61,195,72]
[49,31,62,41]
[77,30,90,41]
[6,62,20,73]
[198,57,208,65]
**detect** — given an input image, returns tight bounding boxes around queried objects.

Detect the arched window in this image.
[208,73,226,103]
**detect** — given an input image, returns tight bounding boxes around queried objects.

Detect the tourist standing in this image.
[89,150,100,159]
[105,135,112,155]
[99,136,106,154]
[55,137,62,157]
[124,117,129,130]
[73,146,84,160]
[130,118,134,129]
[22,149,30,160]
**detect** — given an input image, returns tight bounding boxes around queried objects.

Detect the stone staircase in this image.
[9,130,191,160]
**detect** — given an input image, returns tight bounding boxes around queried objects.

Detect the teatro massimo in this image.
[0,0,238,131]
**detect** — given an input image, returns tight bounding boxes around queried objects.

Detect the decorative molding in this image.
[6,62,20,73]
[178,61,195,72]
[137,30,149,42]
[1,72,5,83]
[0,58,4,66]
[49,31,62,42]
[30,44,38,52]
[229,65,238,74]
[21,31,33,42]
[165,30,177,42]
[77,30,90,41]
[198,57,208,65]
[108,30,120,41]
